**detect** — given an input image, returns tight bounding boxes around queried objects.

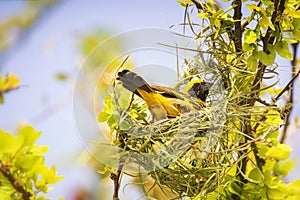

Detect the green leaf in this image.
[267,184,288,199]
[246,4,257,11]
[36,196,47,200]
[118,92,130,109]
[266,143,292,160]
[293,30,300,40]
[0,93,3,104]
[119,119,133,130]
[257,50,275,66]
[35,179,48,193]
[244,30,257,44]
[177,0,193,7]
[266,110,282,125]
[18,155,44,171]
[103,96,113,112]
[247,55,258,71]
[229,182,241,196]
[260,16,269,30]
[275,41,293,60]
[40,166,63,184]
[293,18,300,29]
[0,187,13,200]
[261,0,272,6]
[18,126,42,146]
[107,113,120,128]
[55,73,68,81]
[291,10,300,18]
[277,160,295,176]
[288,180,300,196]
[257,143,269,158]
[263,159,276,171]
[292,18,300,41]
[259,16,275,31]
[0,129,21,153]
[198,13,210,18]
[248,167,263,182]
[263,170,272,186]
[226,165,237,177]
[98,110,112,122]
[243,43,255,52]
[30,145,49,155]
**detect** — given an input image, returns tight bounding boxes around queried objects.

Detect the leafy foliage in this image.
[0,74,20,104]
[97,0,300,199]
[0,126,63,200]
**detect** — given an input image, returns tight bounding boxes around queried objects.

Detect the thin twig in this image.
[280,42,299,143]
[190,0,205,10]
[0,160,32,200]
[252,69,300,132]
[242,1,262,31]
[273,69,300,103]
[111,153,126,200]
[255,98,272,106]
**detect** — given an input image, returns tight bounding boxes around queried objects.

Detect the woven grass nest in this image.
[113,69,228,198]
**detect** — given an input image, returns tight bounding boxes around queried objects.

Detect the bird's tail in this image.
[116,70,153,97]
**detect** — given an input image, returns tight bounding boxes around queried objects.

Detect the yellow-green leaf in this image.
[257,51,275,66]
[0,74,20,92]
[18,126,42,146]
[278,160,295,176]
[229,182,241,196]
[248,167,263,182]
[198,13,210,18]
[266,110,282,125]
[292,18,300,41]
[275,41,293,60]
[293,30,300,40]
[288,180,300,196]
[244,30,257,44]
[55,73,68,81]
[246,4,257,11]
[263,170,272,186]
[247,55,258,71]
[178,0,193,7]
[0,129,21,153]
[259,16,275,31]
[267,184,288,199]
[266,143,292,160]
[98,110,111,122]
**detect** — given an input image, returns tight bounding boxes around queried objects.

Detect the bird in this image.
[116,69,211,121]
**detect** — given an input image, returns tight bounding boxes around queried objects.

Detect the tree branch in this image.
[233,0,243,53]
[190,0,206,10]
[0,160,32,200]
[280,42,299,143]
[240,0,286,181]
[242,1,261,31]
[251,0,285,97]
[110,172,120,200]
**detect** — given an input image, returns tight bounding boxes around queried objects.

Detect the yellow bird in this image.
[116,69,211,121]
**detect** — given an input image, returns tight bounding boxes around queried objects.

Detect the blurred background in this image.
[0,0,299,199]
